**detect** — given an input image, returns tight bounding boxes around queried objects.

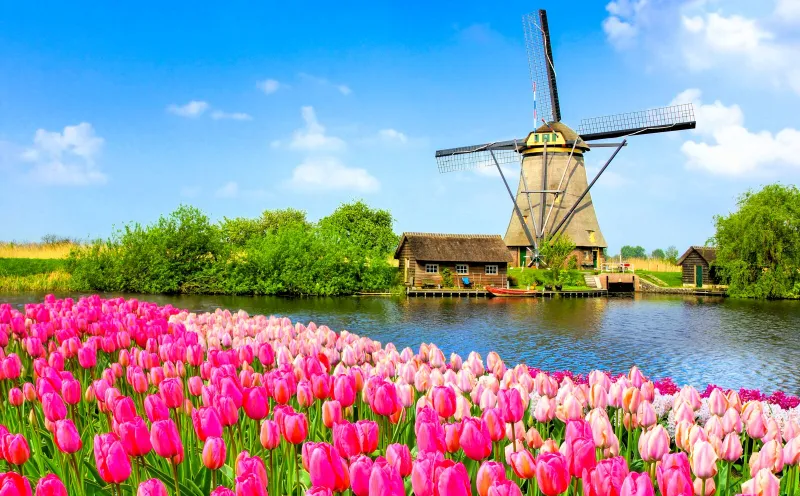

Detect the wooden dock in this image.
[405,288,608,298]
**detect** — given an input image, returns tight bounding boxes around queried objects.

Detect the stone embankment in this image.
[638,277,727,296]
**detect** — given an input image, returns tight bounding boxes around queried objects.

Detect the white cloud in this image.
[298,73,353,96]
[256,79,281,95]
[288,106,346,151]
[377,129,408,144]
[166,100,209,118]
[287,157,379,193]
[602,1,800,94]
[775,0,800,22]
[671,88,800,176]
[215,181,239,198]
[211,111,253,121]
[21,122,106,186]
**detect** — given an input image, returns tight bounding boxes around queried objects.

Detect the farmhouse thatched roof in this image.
[394,233,513,263]
[677,246,717,265]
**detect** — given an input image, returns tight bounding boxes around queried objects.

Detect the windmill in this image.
[435,10,696,269]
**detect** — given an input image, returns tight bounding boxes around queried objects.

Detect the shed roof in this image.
[394,233,513,263]
[677,246,717,265]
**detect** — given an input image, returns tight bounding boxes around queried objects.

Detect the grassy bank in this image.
[0,257,73,291]
[637,270,683,287]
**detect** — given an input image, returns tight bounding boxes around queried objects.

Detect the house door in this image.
[592,250,598,269]
[519,247,528,267]
[695,265,703,287]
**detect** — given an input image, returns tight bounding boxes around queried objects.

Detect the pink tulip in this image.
[349,455,374,496]
[334,421,362,458]
[386,443,412,477]
[477,461,507,496]
[322,400,342,428]
[720,432,743,462]
[461,417,493,460]
[192,406,224,442]
[235,451,268,489]
[741,468,780,496]
[498,388,524,423]
[243,386,270,420]
[584,456,629,496]
[94,433,131,484]
[150,419,184,464]
[137,479,169,496]
[35,474,67,496]
[235,473,267,496]
[638,425,669,462]
[333,374,356,407]
[368,458,404,496]
[690,440,718,479]
[306,443,350,492]
[356,420,379,454]
[53,419,82,454]
[534,396,556,423]
[260,419,281,450]
[536,452,571,496]
[282,411,309,444]
[432,386,457,418]
[159,378,184,409]
[369,380,401,417]
[209,488,235,496]
[482,408,506,442]
[562,420,597,477]
[620,472,655,496]
[144,395,170,423]
[0,472,32,496]
[437,462,472,496]
[202,437,226,470]
[41,392,67,422]
[657,452,693,496]
[4,433,30,465]
[784,435,800,466]
[487,480,523,496]
[510,449,536,479]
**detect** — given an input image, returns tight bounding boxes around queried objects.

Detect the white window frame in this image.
[455,264,469,275]
[485,265,498,275]
[425,264,439,274]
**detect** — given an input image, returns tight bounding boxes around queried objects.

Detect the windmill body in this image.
[504,123,605,267]
[434,9,696,270]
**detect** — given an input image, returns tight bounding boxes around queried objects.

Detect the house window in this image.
[425,264,439,274]
[485,265,498,275]
[456,264,469,275]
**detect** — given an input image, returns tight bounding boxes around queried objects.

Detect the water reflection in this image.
[2,292,799,394]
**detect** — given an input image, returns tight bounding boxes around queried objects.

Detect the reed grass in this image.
[619,257,681,272]
[0,270,73,292]
[0,242,76,259]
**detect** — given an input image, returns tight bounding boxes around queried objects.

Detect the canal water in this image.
[2,292,799,395]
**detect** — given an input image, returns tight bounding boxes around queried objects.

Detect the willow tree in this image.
[713,184,800,298]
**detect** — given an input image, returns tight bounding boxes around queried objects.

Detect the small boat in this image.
[485,286,538,297]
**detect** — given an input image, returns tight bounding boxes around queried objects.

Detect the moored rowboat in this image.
[485,285,538,297]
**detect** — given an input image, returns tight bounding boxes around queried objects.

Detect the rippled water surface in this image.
[3,292,800,394]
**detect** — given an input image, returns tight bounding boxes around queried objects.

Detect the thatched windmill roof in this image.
[394,233,513,263]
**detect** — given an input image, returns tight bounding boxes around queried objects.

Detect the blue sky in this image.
[2,0,800,254]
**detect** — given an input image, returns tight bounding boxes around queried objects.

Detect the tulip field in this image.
[0,295,799,496]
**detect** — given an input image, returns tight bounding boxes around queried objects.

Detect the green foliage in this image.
[650,248,666,260]
[567,255,578,270]
[620,245,647,259]
[539,234,576,283]
[507,267,586,288]
[0,258,65,277]
[440,268,454,288]
[712,184,800,299]
[67,202,397,296]
[665,246,679,264]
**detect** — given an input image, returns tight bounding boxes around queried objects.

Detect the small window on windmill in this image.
[542,134,550,143]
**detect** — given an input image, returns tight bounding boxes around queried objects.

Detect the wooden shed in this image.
[394,233,513,288]
[677,246,720,287]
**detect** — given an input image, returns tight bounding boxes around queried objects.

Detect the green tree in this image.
[650,248,666,259]
[539,234,576,283]
[620,245,647,259]
[712,184,800,298]
[665,246,679,264]
[220,208,309,246]
[318,201,396,254]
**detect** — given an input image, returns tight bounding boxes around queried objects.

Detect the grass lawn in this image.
[637,270,683,287]
[0,257,66,277]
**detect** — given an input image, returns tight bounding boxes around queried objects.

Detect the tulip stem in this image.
[171,460,181,496]
[212,468,217,489]
[294,442,301,496]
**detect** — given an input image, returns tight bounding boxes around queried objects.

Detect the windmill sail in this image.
[524,10,561,124]
[435,140,523,173]
[578,103,696,141]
